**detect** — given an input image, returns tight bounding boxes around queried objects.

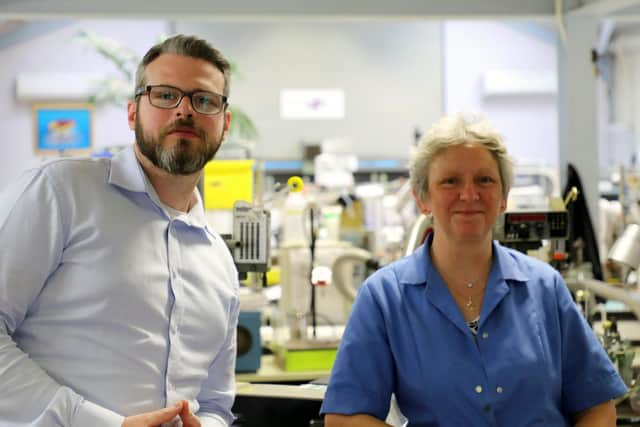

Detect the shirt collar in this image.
[399,232,530,286]
[108,145,211,231]
[492,239,530,283]
[108,145,147,193]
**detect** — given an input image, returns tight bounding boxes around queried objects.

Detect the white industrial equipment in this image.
[609,223,640,285]
[278,240,374,329]
[224,200,271,283]
[332,247,377,303]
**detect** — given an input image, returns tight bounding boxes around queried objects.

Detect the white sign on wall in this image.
[280,89,345,120]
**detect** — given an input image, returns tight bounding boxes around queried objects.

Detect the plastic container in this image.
[320,205,343,241]
[281,191,308,245]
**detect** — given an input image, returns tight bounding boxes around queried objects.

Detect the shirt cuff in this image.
[198,412,230,427]
[71,400,125,427]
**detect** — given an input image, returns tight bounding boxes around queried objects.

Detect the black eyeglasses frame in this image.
[134,84,228,115]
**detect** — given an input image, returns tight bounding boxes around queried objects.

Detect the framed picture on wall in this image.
[33,103,93,155]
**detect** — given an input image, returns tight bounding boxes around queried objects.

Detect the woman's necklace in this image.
[448,282,486,311]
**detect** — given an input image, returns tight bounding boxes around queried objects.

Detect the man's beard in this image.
[135,116,223,175]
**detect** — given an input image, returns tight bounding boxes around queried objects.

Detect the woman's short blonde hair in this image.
[409,113,514,203]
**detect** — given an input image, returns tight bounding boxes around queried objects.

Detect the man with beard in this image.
[0,35,239,427]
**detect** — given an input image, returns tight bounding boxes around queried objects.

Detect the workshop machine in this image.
[493,209,570,253]
[223,200,271,373]
[225,200,271,283]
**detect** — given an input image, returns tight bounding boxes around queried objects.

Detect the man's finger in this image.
[143,402,183,424]
[179,400,201,427]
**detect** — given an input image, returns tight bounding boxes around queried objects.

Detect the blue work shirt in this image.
[321,234,626,426]
[0,146,239,427]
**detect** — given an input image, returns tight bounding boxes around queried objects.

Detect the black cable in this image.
[309,206,317,339]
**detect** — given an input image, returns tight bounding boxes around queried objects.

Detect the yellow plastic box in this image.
[203,160,254,210]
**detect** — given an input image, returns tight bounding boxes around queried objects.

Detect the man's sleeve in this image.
[195,291,240,427]
[0,169,124,427]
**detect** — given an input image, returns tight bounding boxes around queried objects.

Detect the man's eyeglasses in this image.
[135,85,228,115]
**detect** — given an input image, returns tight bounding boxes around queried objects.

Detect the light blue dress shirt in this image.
[0,146,239,427]
[321,234,627,426]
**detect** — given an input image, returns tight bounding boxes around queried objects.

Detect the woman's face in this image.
[416,143,507,245]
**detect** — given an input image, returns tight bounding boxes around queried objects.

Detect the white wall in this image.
[611,34,640,169]
[444,21,559,169]
[0,19,562,191]
[0,20,168,190]
[177,20,443,161]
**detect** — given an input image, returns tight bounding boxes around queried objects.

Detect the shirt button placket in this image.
[166,223,181,404]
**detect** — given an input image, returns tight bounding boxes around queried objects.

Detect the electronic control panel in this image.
[494,210,569,243]
[229,200,271,274]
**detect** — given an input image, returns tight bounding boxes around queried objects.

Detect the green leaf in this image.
[228,106,258,141]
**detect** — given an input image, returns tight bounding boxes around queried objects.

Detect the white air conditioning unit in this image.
[15,72,106,101]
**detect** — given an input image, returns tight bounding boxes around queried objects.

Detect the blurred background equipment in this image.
[236,311,262,373]
[609,223,640,287]
[332,247,379,303]
[403,213,432,257]
[222,200,271,374]
[493,209,570,254]
[227,200,271,283]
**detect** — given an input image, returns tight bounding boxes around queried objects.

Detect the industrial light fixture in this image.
[608,223,640,285]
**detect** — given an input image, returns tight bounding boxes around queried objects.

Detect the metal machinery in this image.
[223,200,271,373]
[225,200,271,282]
[493,209,570,253]
[565,223,640,323]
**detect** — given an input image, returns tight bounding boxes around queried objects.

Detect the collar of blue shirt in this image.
[398,233,530,288]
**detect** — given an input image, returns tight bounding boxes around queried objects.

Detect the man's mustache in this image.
[163,120,204,138]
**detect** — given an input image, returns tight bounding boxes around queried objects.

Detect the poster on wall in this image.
[33,103,93,155]
[280,89,345,120]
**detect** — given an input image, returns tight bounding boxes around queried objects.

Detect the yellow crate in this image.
[203,160,254,209]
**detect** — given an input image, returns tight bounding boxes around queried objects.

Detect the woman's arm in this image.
[572,400,617,427]
[324,413,393,427]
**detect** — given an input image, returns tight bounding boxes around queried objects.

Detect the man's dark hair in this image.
[135,34,231,97]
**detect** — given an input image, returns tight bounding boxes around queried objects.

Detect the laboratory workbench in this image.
[236,354,330,384]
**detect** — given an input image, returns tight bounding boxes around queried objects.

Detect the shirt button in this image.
[482,332,489,339]
[496,386,503,394]
[475,385,483,394]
